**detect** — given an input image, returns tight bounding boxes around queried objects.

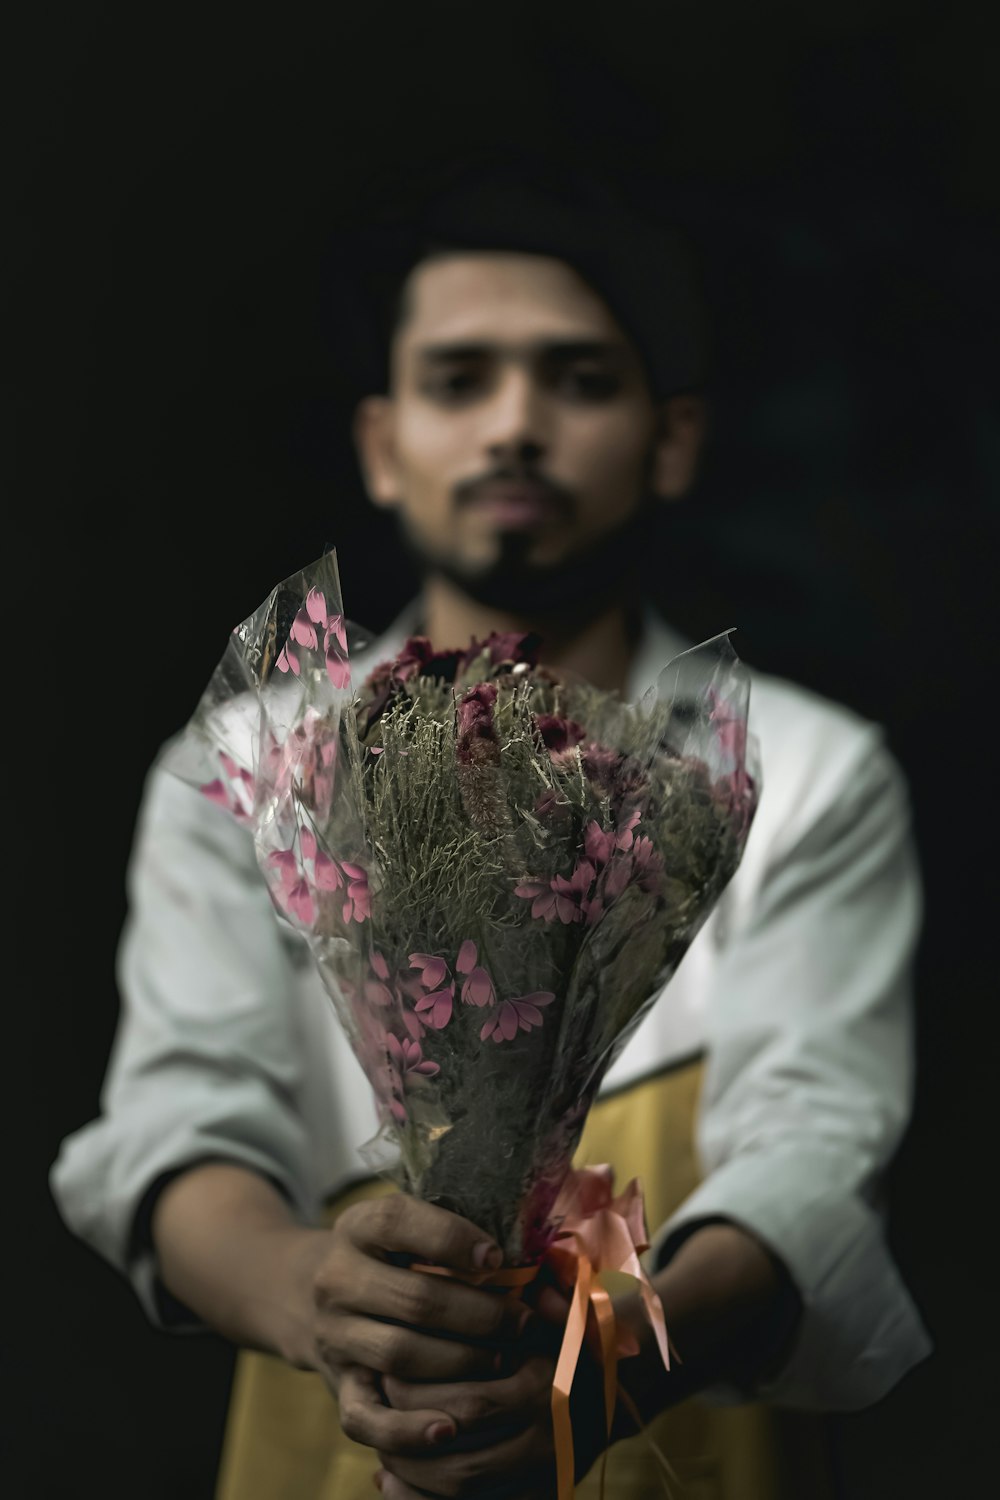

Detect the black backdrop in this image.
[14,3,998,1495]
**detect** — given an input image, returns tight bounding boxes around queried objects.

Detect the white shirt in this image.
[49,599,932,1411]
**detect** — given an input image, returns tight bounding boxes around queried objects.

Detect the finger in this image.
[341,1193,503,1274]
[383,1356,553,1434]
[317,1251,524,1342]
[379,1421,552,1498]
[319,1313,507,1381]
[336,1367,457,1457]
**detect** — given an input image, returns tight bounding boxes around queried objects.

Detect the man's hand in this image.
[301,1193,531,1456]
[152,1166,530,1462]
[372,1272,616,1499]
[370,1220,801,1498]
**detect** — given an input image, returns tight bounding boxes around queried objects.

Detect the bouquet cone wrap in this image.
[166,548,760,1265]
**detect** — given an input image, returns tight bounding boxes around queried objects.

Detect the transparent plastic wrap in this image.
[164,548,760,1265]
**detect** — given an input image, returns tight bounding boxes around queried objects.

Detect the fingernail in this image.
[473,1241,503,1269]
[372,1472,384,1492]
[515,1304,532,1335]
[426,1420,454,1445]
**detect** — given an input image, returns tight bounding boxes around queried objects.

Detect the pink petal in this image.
[532,892,557,921]
[305,588,328,625]
[349,884,371,921]
[514,882,548,899]
[267,847,298,878]
[409,954,448,989]
[364,979,394,1006]
[480,1015,498,1042]
[431,991,454,1028]
[462,967,495,1007]
[370,950,390,981]
[389,1099,407,1124]
[555,894,579,923]
[289,611,318,649]
[514,991,555,1008]
[413,1060,440,1076]
[570,860,596,894]
[340,862,367,882]
[414,987,454,1029]
[287,879,315,924]
[385,1033,403,1062]
[455,939,478,974]
[402,1010,425,1041]
[300,829,317,860]
[512,1001,544,1028]
[326,613,347,651]
[326,649,351,690]
[584,822,615,866]
[498,1002,518,1041]
[199,779,228,807]
[276,644,300,675]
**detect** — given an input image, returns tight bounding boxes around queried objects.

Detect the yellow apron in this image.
[215,1059,834,1499]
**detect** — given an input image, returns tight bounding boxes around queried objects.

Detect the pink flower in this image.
[709,688,748,763]
[265,847,317,925]
[453,940,496,1007]
[386,1032,440,1081]
[549,859,596,923]
[409,952,456,1029]
[413,985,455,1029]
[409,953,449,989]
[324,612,350,689]
[340,862,370,923]
[383,1033,441,1124]
[461,967,496,1007]
[514,880,558,921]
[275,589,351,689]
[615,807,642,851]
[583,821,616,867]
[199,751,255,823]
[480,992,555,1043]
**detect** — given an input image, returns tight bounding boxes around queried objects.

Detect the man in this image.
[50,151,931,1499]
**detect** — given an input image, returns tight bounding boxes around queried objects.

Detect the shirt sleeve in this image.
[48,754,317,1332]
[651,721,933,1411]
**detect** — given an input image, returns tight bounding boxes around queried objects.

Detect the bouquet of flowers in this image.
[166,548,759,1267]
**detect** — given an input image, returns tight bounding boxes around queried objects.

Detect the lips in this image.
[467,482,566,526]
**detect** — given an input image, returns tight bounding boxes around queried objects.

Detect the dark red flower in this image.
[458,630,543,674]
[533,714,588,754]
[455,682,500,764]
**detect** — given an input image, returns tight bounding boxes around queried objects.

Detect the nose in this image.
[481,366,549,469]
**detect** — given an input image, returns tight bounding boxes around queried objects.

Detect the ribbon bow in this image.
[543,1164,671,1500]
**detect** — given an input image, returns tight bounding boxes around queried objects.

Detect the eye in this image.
[556,368,620,398]
[424,370,481,399]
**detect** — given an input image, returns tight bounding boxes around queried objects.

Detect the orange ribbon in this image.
[410,1165,670,1500]
[544,1164,671,1500]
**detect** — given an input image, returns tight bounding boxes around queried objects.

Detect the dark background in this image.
[14,2,998,1495]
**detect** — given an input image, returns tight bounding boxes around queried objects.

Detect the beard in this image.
[395,491,659,632]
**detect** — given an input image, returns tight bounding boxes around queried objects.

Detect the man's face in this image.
[355,252,674,608]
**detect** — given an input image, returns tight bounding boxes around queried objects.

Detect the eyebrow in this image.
[413,338,631,364]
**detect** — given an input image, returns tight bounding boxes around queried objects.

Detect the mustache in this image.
[454,466,576,519]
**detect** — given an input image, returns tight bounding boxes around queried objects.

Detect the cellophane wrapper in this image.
[164,549,760,1264]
